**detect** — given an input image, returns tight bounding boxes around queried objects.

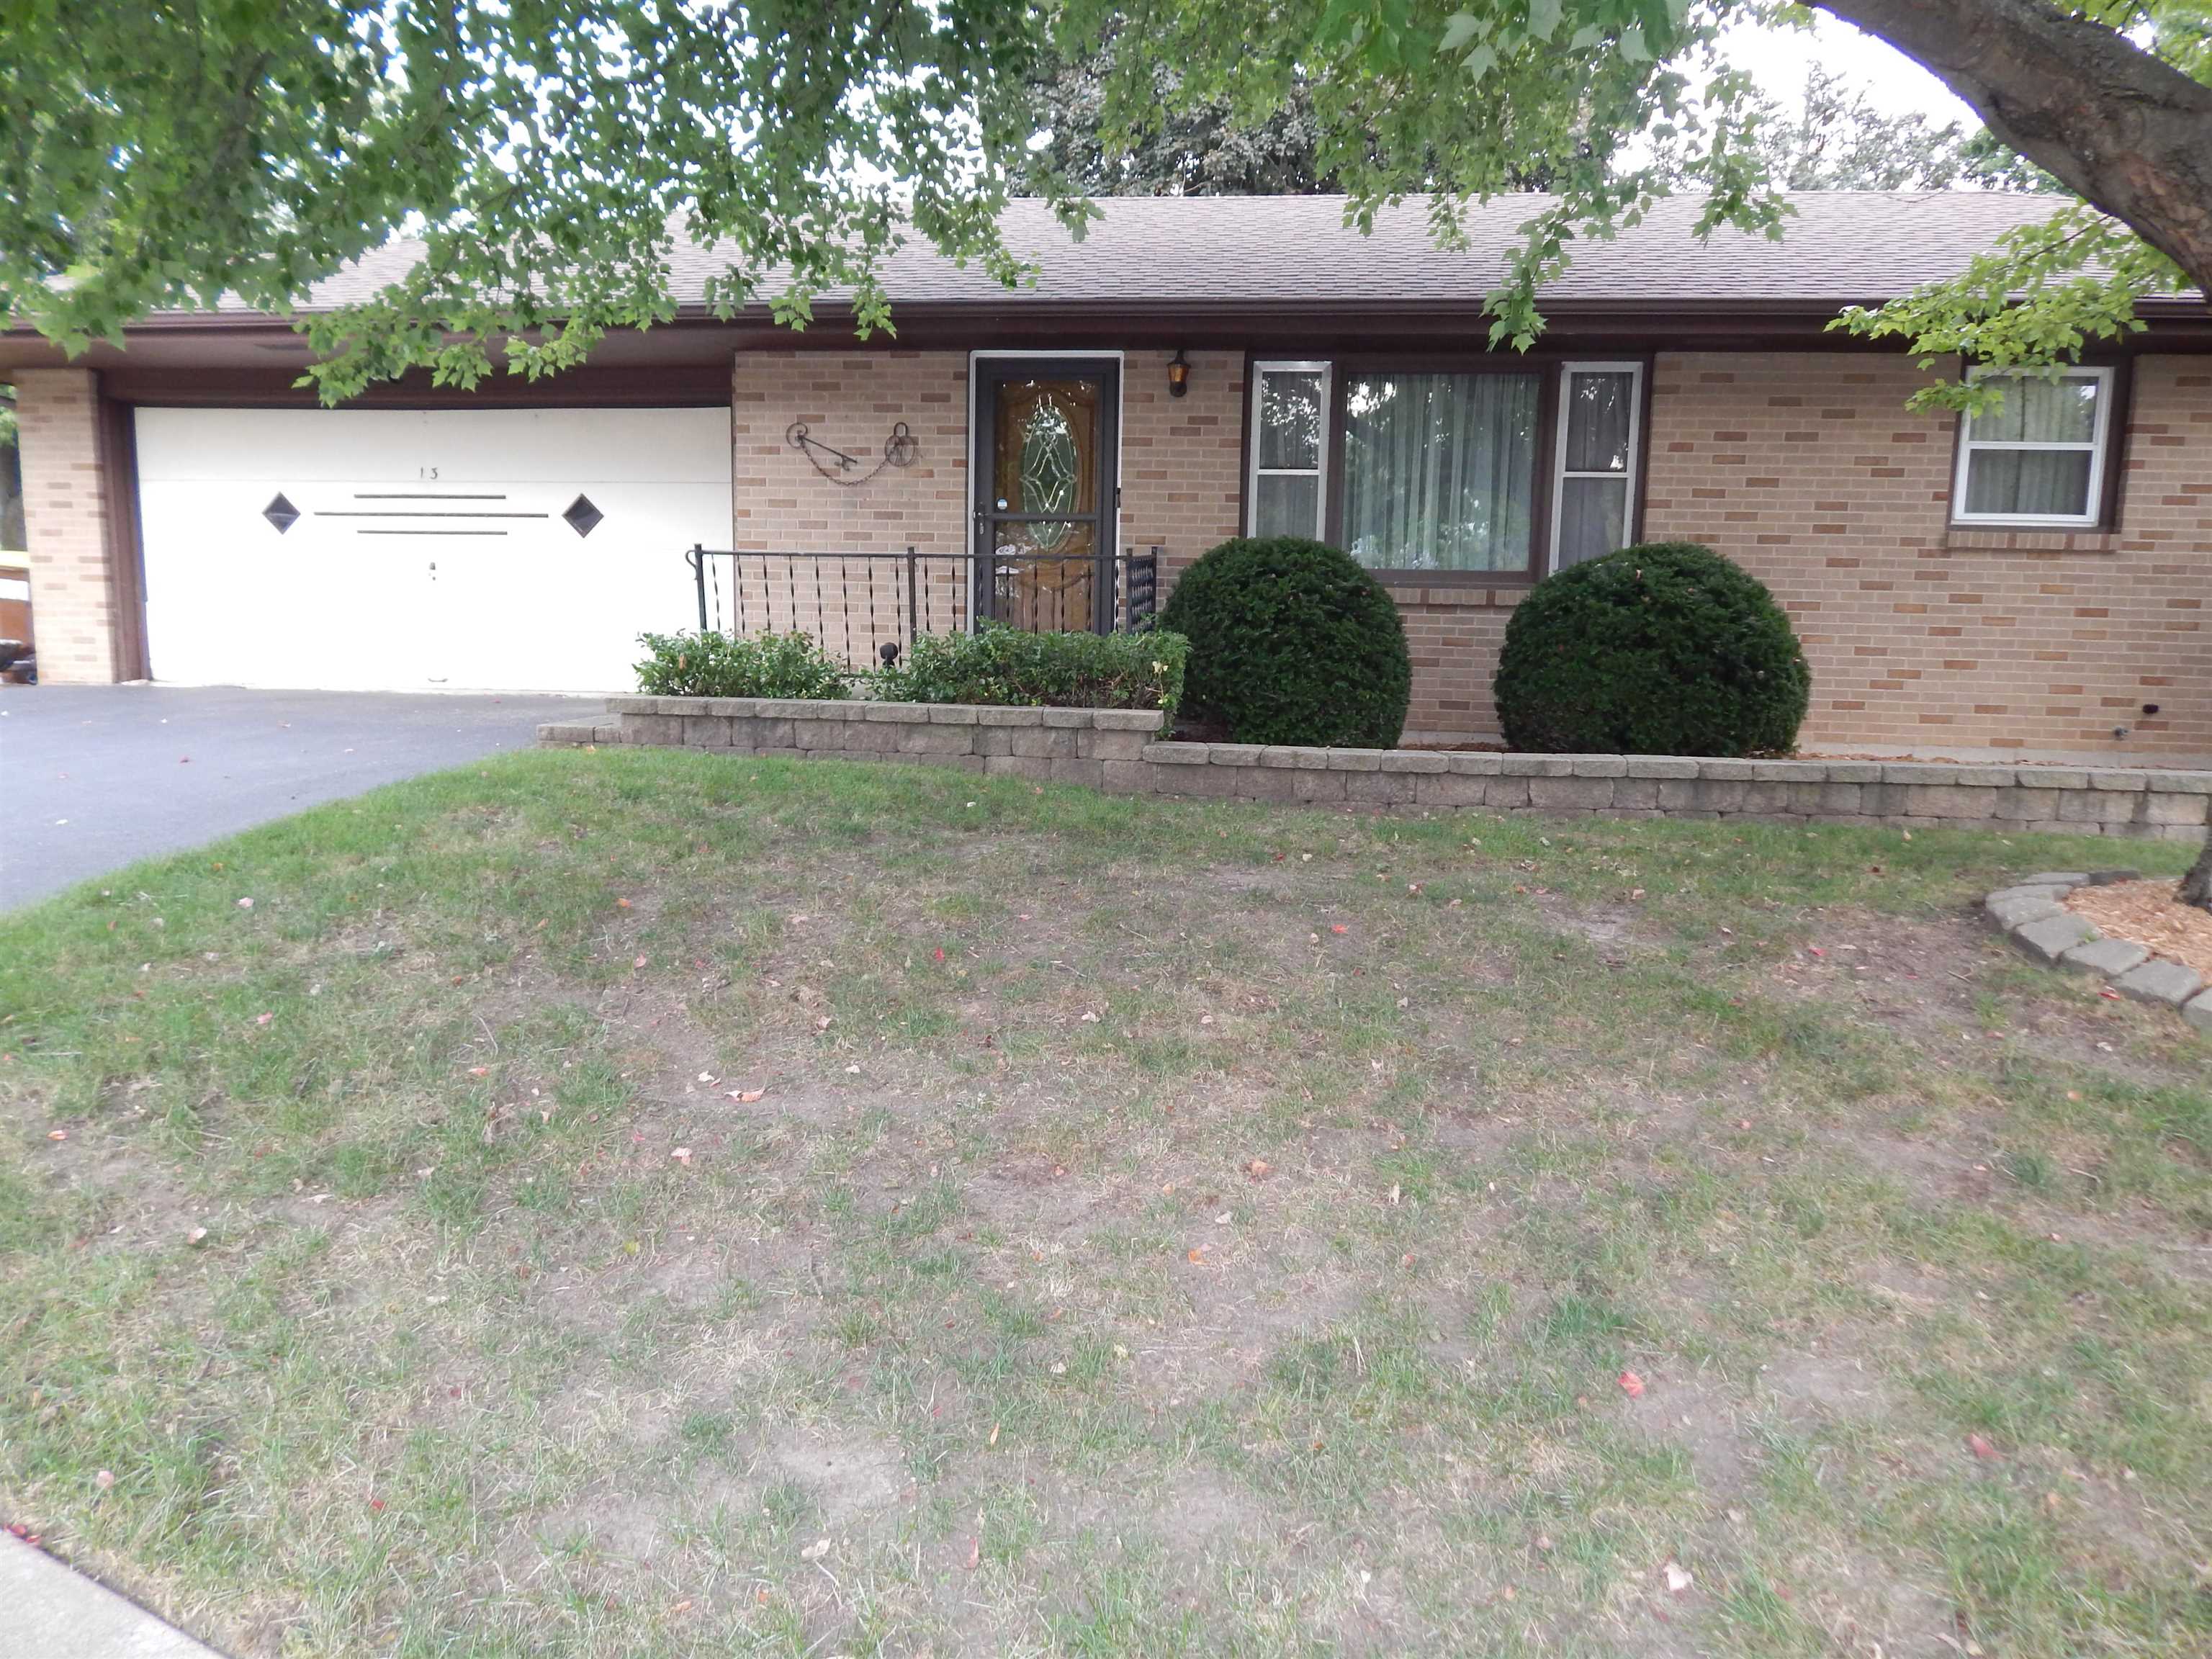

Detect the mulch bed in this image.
[2066,879,2212,979]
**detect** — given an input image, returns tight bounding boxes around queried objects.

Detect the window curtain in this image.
[1341,374,1538,572]
[1252,369,1326,538]
[1555,370,1635,568]
[1964,375,2100,518]
[1964,451,2093,518]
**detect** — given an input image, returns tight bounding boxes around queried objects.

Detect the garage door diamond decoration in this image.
[562,494,603,539]
[262,493,301,535]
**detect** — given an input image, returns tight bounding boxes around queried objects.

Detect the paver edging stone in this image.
[1979,868,2211,1027]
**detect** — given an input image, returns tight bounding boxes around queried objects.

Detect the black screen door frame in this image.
[971,354,1122,634]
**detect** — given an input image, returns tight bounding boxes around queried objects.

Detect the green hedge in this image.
[1493,542,1810,756]
[878,621,1187,715]
[1157,536,1410,747]
[634,629,849,699]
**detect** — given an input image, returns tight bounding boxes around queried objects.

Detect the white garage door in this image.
[134,406,732,692]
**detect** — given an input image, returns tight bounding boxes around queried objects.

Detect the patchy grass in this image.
[4,747,2210,1658]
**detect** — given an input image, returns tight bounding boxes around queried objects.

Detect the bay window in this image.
[1952,367,2115,527]
[1244,356,1646,577]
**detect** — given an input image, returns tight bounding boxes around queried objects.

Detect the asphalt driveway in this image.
[1,685,588,910]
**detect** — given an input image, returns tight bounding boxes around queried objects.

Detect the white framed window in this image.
[1952,366,2115,528]
[1549,361,1643,572]
[1248,361,1331,539]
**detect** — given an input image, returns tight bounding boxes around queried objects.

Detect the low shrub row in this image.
[634,621,1187,715]
[634,629,850,701]
[878,622,1186,716]
[637,538,1808,757]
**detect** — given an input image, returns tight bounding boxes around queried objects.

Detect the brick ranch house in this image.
[5,192,2209,758]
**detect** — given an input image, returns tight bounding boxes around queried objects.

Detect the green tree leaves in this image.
[4,0,2203,403]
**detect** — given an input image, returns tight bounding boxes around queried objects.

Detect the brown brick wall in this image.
[1643,351,2212,757]
[734,346,2212,752]
[1121,349,1244,575]
[728,348,1246,655]
[732,349,971,558]
[14,367,125,683]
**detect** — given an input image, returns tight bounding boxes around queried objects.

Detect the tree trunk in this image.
[1812,0,2212,296]
[2180,836,2212,910]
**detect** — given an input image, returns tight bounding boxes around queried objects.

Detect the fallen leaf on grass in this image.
[1187,1248,1206,1264]
[1246,1159,1271,1179]
[467,1066,490,1076]
[671,1148,693,1165]
[799,1537,832,1563]
[94,1470,114,1491]
[1331,924,1349,935]
[729,1088,766,1103]
[1662,1559,1693,1593]
[965,1538,981,1570]
[1618,1370,1646,1398]
[1968,1433,2000,1460]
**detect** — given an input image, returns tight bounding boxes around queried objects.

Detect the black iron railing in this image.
[686,545,1160,669]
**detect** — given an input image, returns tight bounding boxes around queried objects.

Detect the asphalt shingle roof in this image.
[264,192,2099,317]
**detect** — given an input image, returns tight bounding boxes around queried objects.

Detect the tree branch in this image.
[1814,0,2212,294]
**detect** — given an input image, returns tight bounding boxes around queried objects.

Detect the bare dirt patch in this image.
[766,1426,907,1527]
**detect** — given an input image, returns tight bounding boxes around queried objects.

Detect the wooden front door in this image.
[972,359,1120,634]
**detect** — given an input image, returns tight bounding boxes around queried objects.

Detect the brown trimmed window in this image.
[1248,357,1645,577]
[1951,367,2116,528]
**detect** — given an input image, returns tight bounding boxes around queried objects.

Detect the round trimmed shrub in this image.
[1493,542,1809,756]
[1159,536,1411,747]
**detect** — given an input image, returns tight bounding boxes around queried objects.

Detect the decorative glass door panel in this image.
[974,361,1118,633]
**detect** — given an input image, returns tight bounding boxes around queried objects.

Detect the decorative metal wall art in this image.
[787,421,919,486]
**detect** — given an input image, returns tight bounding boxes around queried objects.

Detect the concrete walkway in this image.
[1,683,587,909]
[0,1534,225,1658]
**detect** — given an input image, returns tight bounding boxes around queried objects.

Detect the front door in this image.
[972,359,1120,634]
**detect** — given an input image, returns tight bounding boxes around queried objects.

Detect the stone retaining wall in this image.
[541,699,2212,840]
[542,696,1165,791]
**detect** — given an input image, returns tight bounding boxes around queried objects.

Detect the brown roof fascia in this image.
[12,293,2208,374]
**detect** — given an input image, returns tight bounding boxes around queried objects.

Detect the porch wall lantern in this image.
[1166,349,1191,399]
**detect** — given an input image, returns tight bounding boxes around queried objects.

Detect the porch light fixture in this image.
[1166,349,1190,399]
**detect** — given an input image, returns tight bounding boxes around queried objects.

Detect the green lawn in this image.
[4,748,2209,1658]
